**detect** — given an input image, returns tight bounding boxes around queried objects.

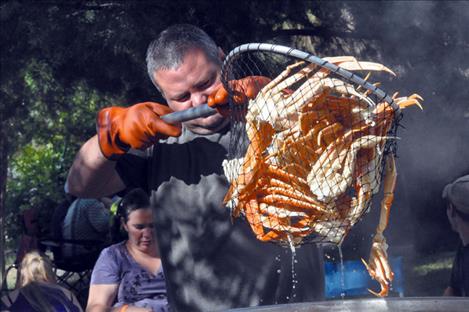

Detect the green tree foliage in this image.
[0,0,343,249]
[1,0,468,260]
[0,0,348,249]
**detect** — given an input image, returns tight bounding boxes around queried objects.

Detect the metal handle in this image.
[160,104,217,124]
[224,43,399,112]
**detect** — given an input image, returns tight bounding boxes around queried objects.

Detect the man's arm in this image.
[66,102,182,198]
[66,135,126,198]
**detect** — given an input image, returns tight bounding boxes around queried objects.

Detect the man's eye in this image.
[202,78,216,89]
[175,94,190,102]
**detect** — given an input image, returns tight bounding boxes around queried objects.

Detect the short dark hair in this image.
[146,24,221,90]
[117,188,150,223]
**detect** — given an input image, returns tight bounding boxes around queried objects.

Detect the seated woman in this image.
[86,188,168,312]
[1,250,83,312]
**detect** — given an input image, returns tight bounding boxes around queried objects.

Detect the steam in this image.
[321,1,469,257]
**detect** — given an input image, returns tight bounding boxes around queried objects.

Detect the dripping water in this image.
[274,254,281,305]
[337,243,346,300]
[287,234,298,301]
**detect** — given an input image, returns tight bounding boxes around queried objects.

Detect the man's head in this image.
[146,24,227,134]
[443,174,469,231]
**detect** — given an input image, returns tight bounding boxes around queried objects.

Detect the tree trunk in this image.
[0,121,8,288]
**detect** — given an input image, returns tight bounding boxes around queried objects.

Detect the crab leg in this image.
[361,154,397,297]
[246,200,313,243]
[308,135,391,202]
[244,199,269,239]
[261,61,307,95]
[224,120,275,215]
[260,178,321,204]
[336,61,396,76]
[260,194,328,213]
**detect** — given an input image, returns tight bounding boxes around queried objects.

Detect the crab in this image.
[222,56,423,296]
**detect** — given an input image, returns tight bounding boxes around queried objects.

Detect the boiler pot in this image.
[226,297,469,312]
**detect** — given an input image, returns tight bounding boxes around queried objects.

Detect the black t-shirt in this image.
[449,243,469,296]
[116,126,325,312]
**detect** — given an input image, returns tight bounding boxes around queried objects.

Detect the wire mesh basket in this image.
[219,43,418,247]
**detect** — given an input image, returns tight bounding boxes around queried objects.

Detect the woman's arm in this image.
[86,284,119,312]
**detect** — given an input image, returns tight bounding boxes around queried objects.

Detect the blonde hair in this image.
[18,250,56,287]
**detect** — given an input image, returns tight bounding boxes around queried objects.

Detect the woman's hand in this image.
[124,306,152,312]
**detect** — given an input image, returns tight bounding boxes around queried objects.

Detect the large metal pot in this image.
[226,297,469,312]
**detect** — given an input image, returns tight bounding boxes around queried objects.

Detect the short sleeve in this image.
[115,149,150,192]
[90,246,121,285]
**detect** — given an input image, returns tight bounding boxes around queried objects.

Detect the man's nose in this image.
[192,92,208,107]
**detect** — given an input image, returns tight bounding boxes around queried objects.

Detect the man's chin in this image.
[184,114,229,135]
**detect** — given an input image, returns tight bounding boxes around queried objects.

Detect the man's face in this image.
[154,48,228,135]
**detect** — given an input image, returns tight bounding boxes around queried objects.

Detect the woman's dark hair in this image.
[110,188,151,243]
[117,188,151,223]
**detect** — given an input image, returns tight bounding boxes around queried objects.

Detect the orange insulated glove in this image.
[207,76,271,116]
[97,102,182,160]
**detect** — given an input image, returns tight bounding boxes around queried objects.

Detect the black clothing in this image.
[449,243,469,296]
[116,126,325,311]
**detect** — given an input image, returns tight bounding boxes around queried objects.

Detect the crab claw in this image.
[393,93,424,110]
[361,234,394,297]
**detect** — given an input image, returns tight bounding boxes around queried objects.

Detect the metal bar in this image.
[160,104,217,124]
[223,43,400,113]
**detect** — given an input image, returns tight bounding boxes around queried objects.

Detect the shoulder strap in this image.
[6,291,14,305]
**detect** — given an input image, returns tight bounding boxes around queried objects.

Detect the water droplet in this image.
[289,237,298,302]
[336,245,346,301]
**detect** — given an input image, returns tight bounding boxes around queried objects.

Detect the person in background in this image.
[61,197,112,261]
[86,188,167,312]
[50,193,77,242]
[442,174,469,297]
[0,250,83,312]
[66,24,325,311]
